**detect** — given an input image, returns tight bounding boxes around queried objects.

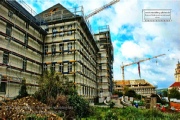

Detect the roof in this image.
[169,82,180,87]
[35,3,74,22]
[114,79,154,87]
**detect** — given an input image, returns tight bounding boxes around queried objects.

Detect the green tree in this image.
[112,90,123,97]
[34,70,67,104]
[125,89,136,97]
[16,78,28,99]
[68,94,90,118]
[162,90,168,97]
[168,88,180,99]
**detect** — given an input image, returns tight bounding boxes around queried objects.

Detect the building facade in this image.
[114,79,156,97]
[35,4,99,101]
[94,26,114,98]
[0,0,46,98]
[0,1,113,101]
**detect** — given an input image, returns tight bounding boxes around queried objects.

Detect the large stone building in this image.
[114,79,156,97]
[0,1,113,102]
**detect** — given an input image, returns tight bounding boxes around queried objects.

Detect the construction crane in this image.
[121,54,166,81]
[85,0,120,20]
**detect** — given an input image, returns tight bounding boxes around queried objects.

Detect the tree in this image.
[34,70,91,119]
[16,78,28,99]
[34,70,67,104]
[162,90,168,97]
[68,94,90,118]
[125,89,136,97]
[168,88,180,99]
[112,90,123,97]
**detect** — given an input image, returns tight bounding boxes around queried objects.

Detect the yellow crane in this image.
[85,0,120,20]
[121,54,166,82]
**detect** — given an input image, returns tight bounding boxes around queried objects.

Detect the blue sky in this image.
[19,0,180,89]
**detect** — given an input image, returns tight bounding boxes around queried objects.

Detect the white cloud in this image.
[121,41,149,59]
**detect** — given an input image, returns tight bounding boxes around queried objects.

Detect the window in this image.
[44,45,48,54]
[24,34,28,47]
[22,59,27,71]
[59,43,64,54]
[26,22,29,29]
[52,27,57,37]
[99,64,102,70]
[67,31,72,36]
[51,63,56,71]
[59,63,63,73]
[100,88,103,93]
[68,24,72,29]
[43,64,47,71]
[68,62,72,72]
[0,82,6,92]
[6,24,12,36]
[67,42,72,53]
[8,10,13,18]
[82,66,84,74]
[60,26,64,31]
[51,44,56,55]
[0,74,2,81]
[3,51,9,65]
[82,86,84,94]
[59,32,64,37]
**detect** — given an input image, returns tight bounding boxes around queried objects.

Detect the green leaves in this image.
[68,94,90,118]
[168,88,180,99]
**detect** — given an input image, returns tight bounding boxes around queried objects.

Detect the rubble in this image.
[0,96,63,120]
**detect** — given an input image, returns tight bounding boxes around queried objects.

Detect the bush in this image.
[104,110,118,120]
[68,94,90,118]
[15,79,28,99]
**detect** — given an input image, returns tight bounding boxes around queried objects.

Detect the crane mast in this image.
[85,0,120,20]
[121,54,166,81]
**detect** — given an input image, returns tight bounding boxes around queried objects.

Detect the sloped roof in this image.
[35,3,74,21]
[169,82,180,87]
[114,79,154,87]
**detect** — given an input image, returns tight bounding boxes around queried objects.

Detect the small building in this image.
[114,79,156,97]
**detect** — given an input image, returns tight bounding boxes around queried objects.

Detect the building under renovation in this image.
[94,26,114,98]
[114,79,156,97]
[0,0,114,102]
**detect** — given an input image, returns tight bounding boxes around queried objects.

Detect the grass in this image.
[82,106,180,120]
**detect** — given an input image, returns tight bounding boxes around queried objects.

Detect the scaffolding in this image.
[95,25,114,97]
[0,0,44,97]
[0,0,100,100]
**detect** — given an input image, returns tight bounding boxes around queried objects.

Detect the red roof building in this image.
[169,61,180,92]
[169,82,180,92]
[169,82,180,88]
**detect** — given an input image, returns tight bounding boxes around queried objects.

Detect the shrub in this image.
[68,94,90,118]
[104,110,118,120]
[15,78,28,99]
